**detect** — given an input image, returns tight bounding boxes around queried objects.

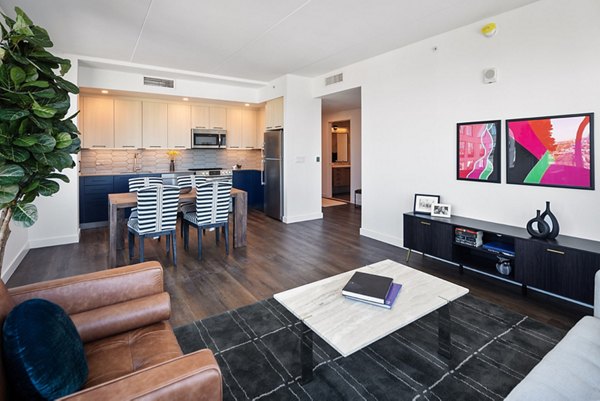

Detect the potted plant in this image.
[0,7,80,265]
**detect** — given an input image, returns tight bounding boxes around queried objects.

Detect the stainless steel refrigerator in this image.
[263,129,283,220]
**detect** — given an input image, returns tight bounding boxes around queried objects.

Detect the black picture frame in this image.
[456,120,501,183]
[506,112,594,190]
[413,194,441,214]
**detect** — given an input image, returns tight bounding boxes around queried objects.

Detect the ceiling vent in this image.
[325,73,343,86]
[143,76,175,88]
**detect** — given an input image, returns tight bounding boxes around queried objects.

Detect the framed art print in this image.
[457,120,501,183]
[413,194,440,214]
[506,113,594,190]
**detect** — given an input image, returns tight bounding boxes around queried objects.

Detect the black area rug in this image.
[174,295,565,401]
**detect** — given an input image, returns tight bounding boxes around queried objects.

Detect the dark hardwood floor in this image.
[8,204,590,329]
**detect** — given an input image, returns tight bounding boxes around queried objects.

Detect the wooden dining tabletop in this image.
[107,188,247,267]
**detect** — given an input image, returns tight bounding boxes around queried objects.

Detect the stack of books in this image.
[341,272,402,309]
[454,227,483,247]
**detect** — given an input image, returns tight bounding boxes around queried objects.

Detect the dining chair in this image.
[128,176,164,219]
[182,180,232,260]
[176,175,207,236]
[128,185,180,265]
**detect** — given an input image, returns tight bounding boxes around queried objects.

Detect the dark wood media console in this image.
[404,212,600,305]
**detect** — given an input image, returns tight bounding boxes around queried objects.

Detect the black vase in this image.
[540,201,559,239]
[526,209,550,239]
[169,160,175,172]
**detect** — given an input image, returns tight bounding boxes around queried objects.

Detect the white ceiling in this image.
[0,0,538,83]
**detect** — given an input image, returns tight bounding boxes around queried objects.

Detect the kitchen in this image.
[78,88,285,227]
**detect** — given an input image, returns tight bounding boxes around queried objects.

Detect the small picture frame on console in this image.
[413,194,441,214]
[431,203,452,218]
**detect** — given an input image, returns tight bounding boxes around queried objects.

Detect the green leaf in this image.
[0,109,29,121]
[0,164,24,185]
[14,7,33,26]
[0,184,18,203]
[54,76,79,94]
[30,134,55,153]
[21,80,49,89]
[27,26,53,48]
[0,146,29,162]
[24,65,38,82]
[31,88,56,99]
[47,151,74,170]
[29,115,52,129]
[13,202,38,227]
[13,13,33,37]
[47,173,69,183]
[37,179,59,196]
[31,99,57,119]
[22,180,39,193]
[54,132,72,149]
[21,192,36,204]
[10,66,26,86]
[13,135,37,147]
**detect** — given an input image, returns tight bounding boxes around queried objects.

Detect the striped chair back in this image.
[136,185,180,234]
[195,181,232,225]
[176,175,206,190]
[129,177,163,192]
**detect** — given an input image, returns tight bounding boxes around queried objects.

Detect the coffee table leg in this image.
[299,322,314,384]
[438,303,452,360]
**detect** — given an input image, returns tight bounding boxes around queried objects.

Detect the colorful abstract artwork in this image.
[506,113,594,190]
[457,120,501,183]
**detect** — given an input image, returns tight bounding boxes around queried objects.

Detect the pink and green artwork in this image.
[457,120,501,183]
[507,113,594,190]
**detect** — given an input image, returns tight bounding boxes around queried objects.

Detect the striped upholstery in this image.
[176,175,206,190]
[184,181,231,226]
[129,177,163,192]
[128,185,180,234]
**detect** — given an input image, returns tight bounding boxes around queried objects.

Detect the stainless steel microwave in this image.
[191,129,227,149]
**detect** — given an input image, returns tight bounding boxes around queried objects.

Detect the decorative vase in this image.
[540,201,560,239]
[169,160,175,172]
[526,210,550,239]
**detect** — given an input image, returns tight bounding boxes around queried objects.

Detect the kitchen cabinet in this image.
[233,170,263,209]
[241,109,258,149]
[257,108,265,148]
[191,106,227,130]
[167,104,191,149]
[227,108,243,149]
[114,99,142,149]
[265,97,283,130]
[142,102,168,149]
[81,96,114,149]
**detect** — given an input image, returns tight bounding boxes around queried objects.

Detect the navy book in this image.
[345,283,402,309]
[341,272,393,304]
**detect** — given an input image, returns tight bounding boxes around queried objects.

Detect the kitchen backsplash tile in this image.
[80,149,262,175]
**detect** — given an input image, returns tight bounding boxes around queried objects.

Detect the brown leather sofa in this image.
[0,262,222,401]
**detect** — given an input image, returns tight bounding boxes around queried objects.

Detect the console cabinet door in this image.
[403,215,453,261]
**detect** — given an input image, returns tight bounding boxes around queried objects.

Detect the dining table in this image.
[107,188,247,267]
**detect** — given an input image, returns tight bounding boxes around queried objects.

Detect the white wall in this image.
[28,56,81,248]
[281,75,323,223]
[322,109,362,201]
[314,0,600,245]
[2,223,29,282]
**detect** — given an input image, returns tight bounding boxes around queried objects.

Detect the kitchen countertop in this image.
[79,168,262,177]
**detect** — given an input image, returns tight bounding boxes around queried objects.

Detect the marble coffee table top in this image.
[274,259,469,357]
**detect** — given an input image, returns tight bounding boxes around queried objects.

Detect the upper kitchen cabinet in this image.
[265,97,284,130]
[81,96,114,149]
[241,108,258,149]
[114,99,142,149]
[191,105,227,130]
[256,108,265,148]
[142,102,168,149]
[209,107,227,129]
[226,108,242,149]
[167,104,191,149]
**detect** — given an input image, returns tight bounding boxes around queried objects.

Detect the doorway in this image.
[330,120,351,201]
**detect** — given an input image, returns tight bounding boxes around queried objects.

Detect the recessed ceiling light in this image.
[244,103,250,107]
[183,98,189,101]
[101,90,109,94]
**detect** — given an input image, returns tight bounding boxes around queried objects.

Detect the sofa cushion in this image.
[2,299,88,400]
[83,321,182,388]
[506,316,600,400]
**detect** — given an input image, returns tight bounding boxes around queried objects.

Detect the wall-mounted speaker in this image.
[483,68,498,84]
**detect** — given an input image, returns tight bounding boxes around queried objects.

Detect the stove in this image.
[188,167,232,178]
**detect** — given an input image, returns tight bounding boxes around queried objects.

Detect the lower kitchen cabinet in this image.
[233,170,263,209]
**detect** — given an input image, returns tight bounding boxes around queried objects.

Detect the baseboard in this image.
[283,212,323,224]
[1,243,29,283]
[80,221,108,229]
[29,233,79,249]
[359,228,403,248]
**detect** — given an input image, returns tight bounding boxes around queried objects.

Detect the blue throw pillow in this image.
[3,299,88,400]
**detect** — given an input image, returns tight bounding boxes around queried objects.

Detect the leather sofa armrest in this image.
[595,270,600,318]
[8,262,164,315]
[57,349,222,401]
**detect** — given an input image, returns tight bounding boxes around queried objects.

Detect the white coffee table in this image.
[274,259,469,383]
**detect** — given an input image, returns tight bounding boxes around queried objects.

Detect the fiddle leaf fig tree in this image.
[0,7,80,265]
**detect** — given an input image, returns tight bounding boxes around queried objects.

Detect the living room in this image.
[0,0,599,400]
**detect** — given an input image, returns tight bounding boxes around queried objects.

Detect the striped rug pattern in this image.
[174,295,565,401]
